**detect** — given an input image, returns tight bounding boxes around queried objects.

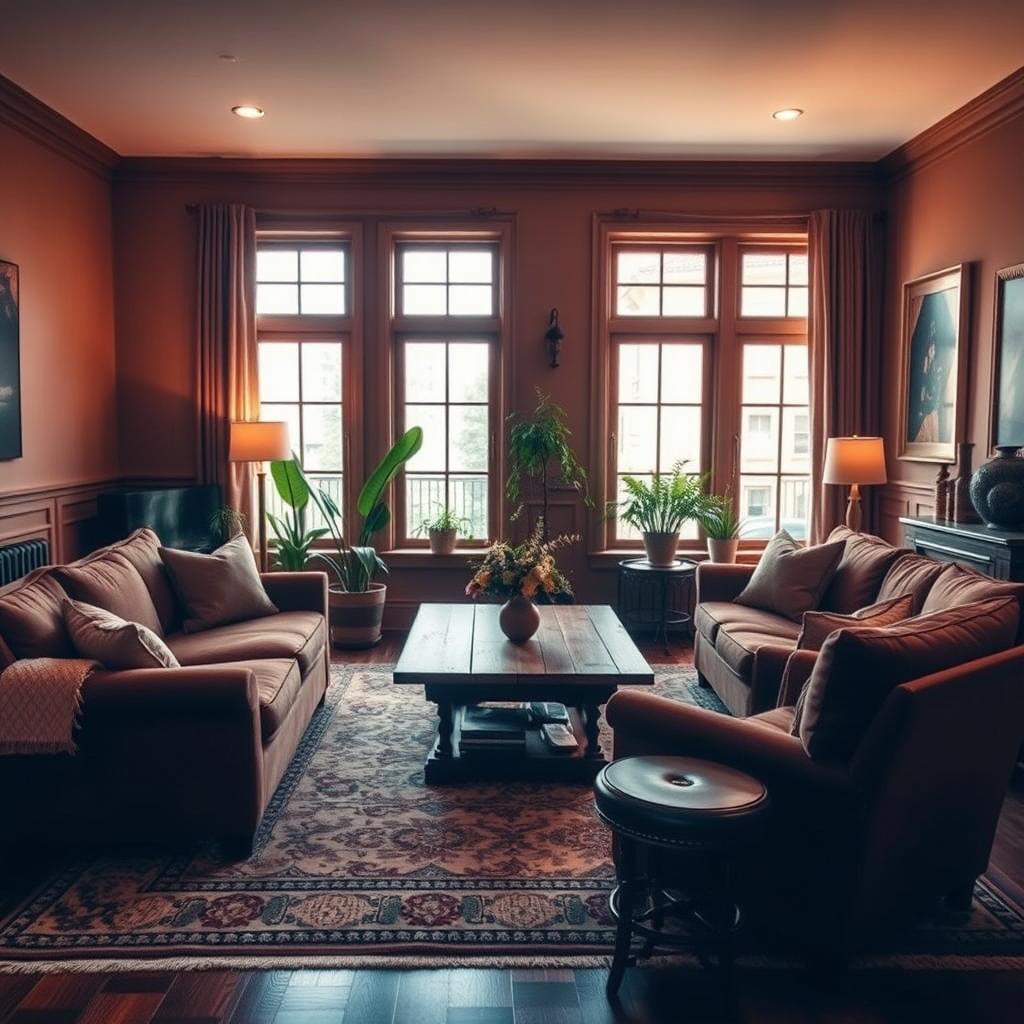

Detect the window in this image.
[398,246,495,316]
[257,246,346,315]
[739,250,807,318]
[615,249,709,317]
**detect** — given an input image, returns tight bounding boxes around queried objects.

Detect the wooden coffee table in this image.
[393,603,654,783]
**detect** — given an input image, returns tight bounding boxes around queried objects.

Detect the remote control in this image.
[530,701,570,724]
[541,722,577,750]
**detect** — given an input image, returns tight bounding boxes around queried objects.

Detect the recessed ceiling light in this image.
[772,108,804,121]
[231,104,265,119]
[218,53,239,63]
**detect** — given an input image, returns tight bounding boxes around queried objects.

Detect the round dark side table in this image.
[594,755,771,1002]
[617,558,697,654]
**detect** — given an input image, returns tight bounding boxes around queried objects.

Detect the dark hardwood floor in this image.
[1,632,1021,1023]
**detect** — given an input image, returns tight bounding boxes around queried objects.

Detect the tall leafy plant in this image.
[266,457,327,570]
[610,463,708,534]
[507,389,590,540]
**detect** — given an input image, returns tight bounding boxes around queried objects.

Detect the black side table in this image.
[617,558,697,654]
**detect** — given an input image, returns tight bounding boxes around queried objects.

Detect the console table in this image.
[899,516,1024,582]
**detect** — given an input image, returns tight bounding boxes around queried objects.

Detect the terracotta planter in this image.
[499,594,541,643]
[642,531,679,567]
[706,538,740,564]
[329,583,386,649]
[428,527,458,555]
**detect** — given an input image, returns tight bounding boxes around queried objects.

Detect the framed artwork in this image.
[0,259,20,461]
[989,262,1024,451]
[898,264,971,463]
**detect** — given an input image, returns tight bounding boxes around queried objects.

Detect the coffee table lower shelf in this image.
[424,704,606,784]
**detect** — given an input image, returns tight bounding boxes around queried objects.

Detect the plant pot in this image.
[970,445,1024,530]
[642,531,679,567]
[499,594,541,643]
[428,528,458,555]
[706,538,739,564]
[329,583,386,649]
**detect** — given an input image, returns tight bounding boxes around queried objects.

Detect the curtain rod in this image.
[184,204,516,218]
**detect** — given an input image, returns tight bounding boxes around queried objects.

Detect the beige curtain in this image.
[808,209,883,543]
[195,204,259,536]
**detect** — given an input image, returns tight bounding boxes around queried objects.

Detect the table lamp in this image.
[823,436,887,533]
[229,420,292,571]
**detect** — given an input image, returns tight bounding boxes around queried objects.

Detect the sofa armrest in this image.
[778,649,818,707]
[696,562,756,604]
[261,571,329,617]
[83,665,259,716]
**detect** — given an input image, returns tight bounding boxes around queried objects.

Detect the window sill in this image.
[380,548,484,570]
[587,549,764,571]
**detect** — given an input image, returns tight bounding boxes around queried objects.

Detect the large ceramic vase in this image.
[329,583,386,649]
[643,531,679,567]
[707,538,739,564]
[499,594,541,643]
[970,446,1024,530]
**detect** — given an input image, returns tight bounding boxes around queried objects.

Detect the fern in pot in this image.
[610,463,707,567]
[415,504,471,555]
[701,494,743,564]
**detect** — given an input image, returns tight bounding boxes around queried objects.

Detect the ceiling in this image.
[1,0,1022,161]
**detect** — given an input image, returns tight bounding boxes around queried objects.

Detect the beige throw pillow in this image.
[63,599,180,670]
[159,535,278,633]
[735,530,846,622]
[796,594,915,652]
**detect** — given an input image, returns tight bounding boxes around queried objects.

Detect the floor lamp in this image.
[823,436,888,533]
[229,420,292,571]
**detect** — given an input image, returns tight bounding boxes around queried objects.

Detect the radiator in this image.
[0,538,50,586]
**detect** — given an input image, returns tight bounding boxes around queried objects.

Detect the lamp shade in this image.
[823,436,887,486]
[229,420,291,463]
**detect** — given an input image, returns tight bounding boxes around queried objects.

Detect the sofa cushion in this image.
[0,569,74,662]
[64,598,180,670]
[797,596,1021,762]
[876,554,946,614]
[160,535,278,633]
[53,550,164,638]
[715,626,799,677]
[735,530,846,622]
[166,611,326,675]
[695,602,799,645]
[202,657,303,741]
[797,594,914,653]
[105,528,180,634]
[920,562,1024,621]
[750,706,797,733]
[819,526,907,614]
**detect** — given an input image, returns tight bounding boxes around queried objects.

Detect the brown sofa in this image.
[0,529,330,857]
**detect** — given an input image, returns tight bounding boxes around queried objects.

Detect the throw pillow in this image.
[818,526,908,614]
[920,562,1024,621]
[796,594,914,652]
[735,530,846,622]
[0,568,75,662]
[159,534,278,633]
[875,553,946,613]
[63,599,180,670]
[796,596,1020,761]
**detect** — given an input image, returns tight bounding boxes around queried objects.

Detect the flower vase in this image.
[499,594,541,643]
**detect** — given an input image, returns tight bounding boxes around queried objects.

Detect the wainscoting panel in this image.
[878,479,935,545]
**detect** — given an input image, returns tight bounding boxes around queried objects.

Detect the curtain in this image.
[807,209,884,543]
[195,204,259,536]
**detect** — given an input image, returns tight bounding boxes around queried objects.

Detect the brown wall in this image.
[111,167,880,612]
[0,122,118,494]
[878,107,1024,542]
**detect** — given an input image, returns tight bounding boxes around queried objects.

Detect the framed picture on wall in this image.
[897,264,971,463]
[989,262,1024,451]
[0,258,21,461]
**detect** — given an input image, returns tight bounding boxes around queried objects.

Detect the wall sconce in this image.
[544,307,564,368]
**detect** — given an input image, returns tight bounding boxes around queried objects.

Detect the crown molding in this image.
[881,65,1024,182]
[113,155,880,191]
[0,73,117,179]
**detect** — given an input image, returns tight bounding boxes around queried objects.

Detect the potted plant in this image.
[415,504,471,555]
[465,520,578,642]
[701,493,743,564]
[609,463,707,567]
[507,389,590,541]
[294,427,423,648]
[264,458,328,569]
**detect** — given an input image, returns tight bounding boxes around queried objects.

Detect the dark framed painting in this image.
[0,259,21,461]
[898,264,971,463]
[989,262,1024,451]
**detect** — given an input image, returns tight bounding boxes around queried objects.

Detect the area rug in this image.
[1,664,1021,973]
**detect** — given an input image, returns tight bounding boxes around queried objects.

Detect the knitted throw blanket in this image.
[0,657,98,755]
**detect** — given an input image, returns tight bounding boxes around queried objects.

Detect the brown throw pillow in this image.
[819,526,908,614]
[0,568,75,662]
[64,599,180,670]
[797,594,914,652]
[920,562,1024,620]
[735,530,846,622]
[875,554,946,614]
[797,596,1021,761]
[159,535,277,633]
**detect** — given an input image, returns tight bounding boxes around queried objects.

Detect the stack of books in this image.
[459,705,528,756]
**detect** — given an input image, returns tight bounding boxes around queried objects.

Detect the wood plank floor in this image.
[1,632,1021,1023]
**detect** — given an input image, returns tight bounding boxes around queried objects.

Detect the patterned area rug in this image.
[1,664,1022,971]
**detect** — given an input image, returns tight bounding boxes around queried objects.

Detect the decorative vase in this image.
[950,441,980,524]
[970,446,1024,530]
[934,464,951,520]
[642,531,679,567]
[329,583,386,649]
[428,528,457,555]
[499,594,541,643]
[707,538,739,564]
